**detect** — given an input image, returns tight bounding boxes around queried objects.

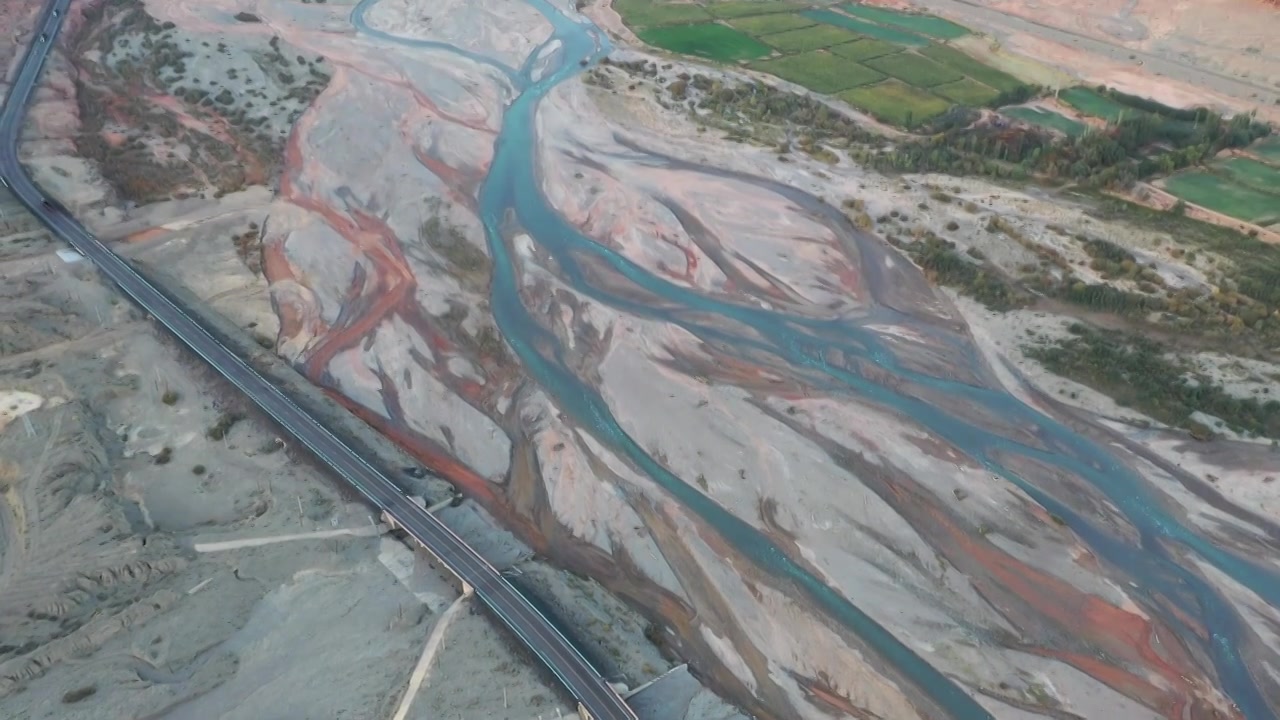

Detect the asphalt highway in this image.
[0,3,637,718]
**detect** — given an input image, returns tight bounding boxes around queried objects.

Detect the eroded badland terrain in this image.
[3,0,1280,719]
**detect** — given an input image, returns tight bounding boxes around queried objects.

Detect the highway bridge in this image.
[0,4,636,719]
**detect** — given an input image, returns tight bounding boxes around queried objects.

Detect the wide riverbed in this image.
[345,1,1280,717]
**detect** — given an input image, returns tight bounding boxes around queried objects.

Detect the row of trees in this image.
[668,68,1272,191]
[886,234,1028,311]
[883,211,1280,346]
[864,107,1270,188]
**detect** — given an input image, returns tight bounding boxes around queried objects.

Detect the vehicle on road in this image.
[0,176,8,188]
[39,33,47,42]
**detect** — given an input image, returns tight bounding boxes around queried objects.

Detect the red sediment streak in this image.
[798,676,881,720]
[827,256,863,299]
[350,59,499,135]
[719,364,1223,715]
[324,387,500,507]
[660,344,778,388]
[680,240,699,279]
[262,65,517,515]
[452,378,486,404]
[262,236,328,343]
[1024,647,1184,715]
[390,83,497,137]
[122,227,169,244]
[905,489,1237,719]
[396,308,457,360]
[1152,591,1210,642]
[411,145,483,210]
[140,92,268,184]
[315,378,551,558]
[148,94,237,145]
[293,204,414,379]
[273,84,417,379]
[396,99,492,194]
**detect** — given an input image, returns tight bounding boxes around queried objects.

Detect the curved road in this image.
[0,3,636,719]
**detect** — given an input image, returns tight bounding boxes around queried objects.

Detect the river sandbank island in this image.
[12,0,1280,719]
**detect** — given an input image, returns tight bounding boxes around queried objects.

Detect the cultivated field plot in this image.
[932,77,1000,106]
[613,0,711,28]
[839,3,969,39]
[638,23,774,61]
[1252,137,1280,163]
[800,8,929,46]
[828,38,899,61]
[1163,172,1280,224]
[918,44,1026,93]
[727,12,815,34]
[617,0,1036,129]
[863,51,964,88]
[1002,106,1087,137]
[761,22,863,52]
[1058,87,1135,123]
[837,79,951,127]
[751,51,885,93]
[706,0,806,17]
[1215,157,1280,194]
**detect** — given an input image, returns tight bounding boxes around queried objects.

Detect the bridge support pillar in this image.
[577,701,594,720]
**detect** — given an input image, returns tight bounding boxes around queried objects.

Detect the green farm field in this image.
[837,79,950,127]
[932,77,999,106]
[839,3,968,39]
[799,8,929,46]
[616,0,1043,130]
[706,0,806,17]
[761,23,863,52]
[917,45,1025,93]
[1058,87,1135,123]
[751,51,885,93]
[827,38,899,61]
[1163,172,1279,224]
[1252,137,1280,163]
[613,0,710,28]
[863,52,964,88]
[1214,157,1280,193]
[726,12,815,34]
[638,23,773,61]
[1002,106,1086,137]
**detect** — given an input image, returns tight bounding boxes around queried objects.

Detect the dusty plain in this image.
[888,0,1280,122]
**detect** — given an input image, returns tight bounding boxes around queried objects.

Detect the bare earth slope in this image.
[894,0,1280,120]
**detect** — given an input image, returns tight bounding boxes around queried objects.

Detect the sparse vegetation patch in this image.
[71,0,332,202]
[1027,324,1280,440]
